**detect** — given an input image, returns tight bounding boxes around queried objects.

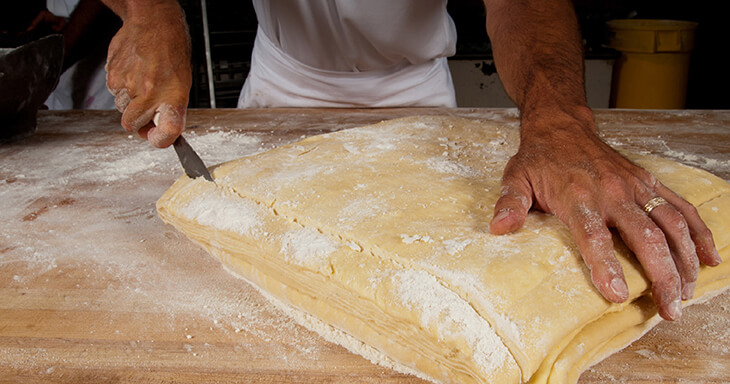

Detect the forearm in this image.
[101,0,190,60]
[483,0,591,132]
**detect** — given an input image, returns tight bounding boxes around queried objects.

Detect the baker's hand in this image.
[104,1,191,148]
[489,107,721,321]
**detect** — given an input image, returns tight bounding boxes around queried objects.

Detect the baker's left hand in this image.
[489,107,721,321]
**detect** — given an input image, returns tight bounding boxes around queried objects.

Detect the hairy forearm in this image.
[100,0,191,65]
[483,0,590,130]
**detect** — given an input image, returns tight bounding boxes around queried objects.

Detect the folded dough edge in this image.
[157,116,730,384]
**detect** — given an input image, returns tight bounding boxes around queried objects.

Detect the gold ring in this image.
[643,196,668,214]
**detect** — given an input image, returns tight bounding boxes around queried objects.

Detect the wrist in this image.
[520,104,596,139]
[121,0,183,22]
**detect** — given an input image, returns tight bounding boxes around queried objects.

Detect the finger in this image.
[655,183,722,266]
[114,88,132,115]
[104,50,124,96]
[489,169,533,235]
[146,104,185,148]
[137,122,154,140]
[644,200,699,301]
[613,203,682,320]
[567,202,629,303]
[121,97,156,134]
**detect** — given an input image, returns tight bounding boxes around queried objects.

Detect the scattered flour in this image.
[395,270,511,376]
[243,273,438,383]
[442,239,472,256]
[81,150,162,182]
[634,348,658,359]
[281,228,337,268]
[401,234,434,244]
[662,149,730,175]
[0,121,313,368]
[185,130,264,165]
[349,126,404,154]
[606,135,730,181]
[337,197,387,230]
[178,186,262,235]
[418,263,524,350]
[342,142,361,155]
[426,157,479,178]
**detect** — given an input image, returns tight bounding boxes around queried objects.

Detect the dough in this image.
[157,116,730,383]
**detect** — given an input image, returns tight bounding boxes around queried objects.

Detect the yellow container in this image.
[607,19,698,109]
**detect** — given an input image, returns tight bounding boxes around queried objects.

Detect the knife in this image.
[173,135,214,182]
[154,112,214,182]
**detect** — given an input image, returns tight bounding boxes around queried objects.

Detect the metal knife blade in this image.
[173,135,214,182]
[153,111,213,182]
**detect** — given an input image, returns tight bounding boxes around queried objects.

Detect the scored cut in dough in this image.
[157,116,730,384]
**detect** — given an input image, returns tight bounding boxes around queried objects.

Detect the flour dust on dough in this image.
[157,116,730,384]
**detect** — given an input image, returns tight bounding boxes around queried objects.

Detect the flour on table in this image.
[662,149,730,176]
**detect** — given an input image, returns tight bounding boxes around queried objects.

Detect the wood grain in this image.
[1,108,728,383]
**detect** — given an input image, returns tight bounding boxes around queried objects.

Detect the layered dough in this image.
[157,116,730,383]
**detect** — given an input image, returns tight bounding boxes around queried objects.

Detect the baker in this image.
[99,0,721,322]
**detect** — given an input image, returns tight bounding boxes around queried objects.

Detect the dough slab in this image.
[157,116,730,383]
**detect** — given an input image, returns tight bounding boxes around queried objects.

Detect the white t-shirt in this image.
[44,0,116,110]
[238,0,458,108]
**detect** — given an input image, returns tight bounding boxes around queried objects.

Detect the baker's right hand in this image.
[104,1,192,148]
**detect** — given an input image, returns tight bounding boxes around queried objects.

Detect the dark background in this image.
[180,0,728,109]
[3,0,728,110]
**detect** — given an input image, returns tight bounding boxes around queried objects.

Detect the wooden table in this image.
[1,108,729,383]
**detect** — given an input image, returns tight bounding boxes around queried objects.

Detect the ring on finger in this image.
[643,196,669,215]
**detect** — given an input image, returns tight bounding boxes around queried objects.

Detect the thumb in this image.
[148,105,186,148]
[489,172,533,235]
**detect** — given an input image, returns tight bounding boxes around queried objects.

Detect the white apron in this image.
[238,0,457,108]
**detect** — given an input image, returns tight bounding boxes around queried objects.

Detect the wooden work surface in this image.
[1,108,729,383]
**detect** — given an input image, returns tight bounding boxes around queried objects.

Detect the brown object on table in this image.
[1,109,729,383]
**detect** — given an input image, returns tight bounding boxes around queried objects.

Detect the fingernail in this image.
[711,248,722,265]
[492,208,511,224]
[667,299,682,320]
[682,282,696,301]
[610,277,629,299]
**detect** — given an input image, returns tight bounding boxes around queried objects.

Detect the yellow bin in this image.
[607,19,698,109]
